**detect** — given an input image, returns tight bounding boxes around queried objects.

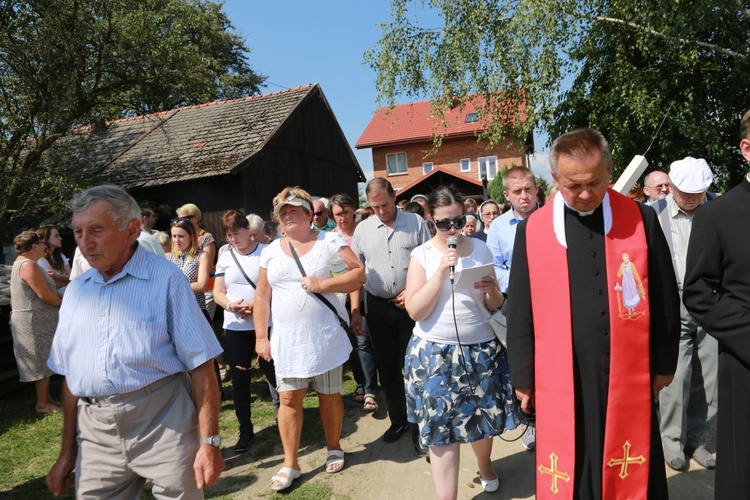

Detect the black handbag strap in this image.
[229,248,257,289]
[287,240,349,328]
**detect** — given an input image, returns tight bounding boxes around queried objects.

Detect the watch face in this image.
[202,435,221,447]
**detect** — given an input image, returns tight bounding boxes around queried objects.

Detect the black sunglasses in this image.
[313,210,325,217]
[170,216,192,225]
[434,215,468,231]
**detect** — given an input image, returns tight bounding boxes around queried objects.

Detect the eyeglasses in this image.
[482,210,500,217]
[647,183,669,190]
[170,216,192,225]
[313,210,325,217]
[434,215,468,231]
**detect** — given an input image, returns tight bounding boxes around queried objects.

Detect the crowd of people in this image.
[6,111,750,499]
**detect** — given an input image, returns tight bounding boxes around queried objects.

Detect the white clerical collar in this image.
[552,191,612,248]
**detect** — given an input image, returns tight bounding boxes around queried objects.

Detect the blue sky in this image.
[221,0,551,180]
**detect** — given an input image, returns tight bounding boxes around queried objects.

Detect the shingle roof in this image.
[81,84,319,188]
[356,98,490,149]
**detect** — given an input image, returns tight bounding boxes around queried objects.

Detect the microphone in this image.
[447,236,458,283]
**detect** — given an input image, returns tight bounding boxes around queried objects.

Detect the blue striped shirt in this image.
[48,244,222,397]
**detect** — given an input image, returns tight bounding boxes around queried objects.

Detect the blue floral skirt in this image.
[405,335,519,447]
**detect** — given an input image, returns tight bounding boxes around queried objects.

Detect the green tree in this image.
[0,0,265,244]
[366,0,750,191]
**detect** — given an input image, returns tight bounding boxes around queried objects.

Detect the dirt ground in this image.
[211,396,716,499]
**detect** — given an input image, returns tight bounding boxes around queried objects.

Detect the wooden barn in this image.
[81,83,365,235]
[0,84,364,388]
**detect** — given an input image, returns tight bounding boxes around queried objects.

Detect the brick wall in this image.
[370,135,526,190]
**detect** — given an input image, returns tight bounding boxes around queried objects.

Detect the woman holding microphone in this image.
[404,185,518,499]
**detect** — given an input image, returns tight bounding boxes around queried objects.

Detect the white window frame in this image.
[386,152,408,176]
[422,162,433,175]
[477,156,498,182]
[460,158,471,172]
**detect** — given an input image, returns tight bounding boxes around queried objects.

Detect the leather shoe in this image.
[663,448,686,471]
[414,440,429,457]
[692,446,716,469]
[233,432,256,454]
[382,423,410,442]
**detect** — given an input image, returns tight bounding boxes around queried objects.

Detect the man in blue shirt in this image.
[486,166,539,451]
[46,185,224,498]
[487,167,540,294]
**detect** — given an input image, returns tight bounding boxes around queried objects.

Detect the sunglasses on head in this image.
[434,215,467,231]
[170,216,192,225]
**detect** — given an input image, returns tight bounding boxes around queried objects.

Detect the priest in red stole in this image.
[506,128,680,499]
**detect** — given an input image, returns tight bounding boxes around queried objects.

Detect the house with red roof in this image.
[356,96,533,201]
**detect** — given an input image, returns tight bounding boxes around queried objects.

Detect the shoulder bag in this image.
[288,241,358,352]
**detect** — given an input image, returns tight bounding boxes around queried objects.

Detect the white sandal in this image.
[325,449,345,473]
[480,470,499,492]
[270,466,301,491]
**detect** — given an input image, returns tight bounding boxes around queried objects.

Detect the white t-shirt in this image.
[69,247,91,280]
[215,244,269,331]
[37,254,68,273]
[260,231,351,378]
[410,238,495,344]
[38,254,69,293]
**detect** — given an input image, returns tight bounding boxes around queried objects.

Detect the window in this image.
[386,152,408,175]
[465,113,479,123]
[478,156,498,181]
[422,162,433,175]
[460,158,471,172]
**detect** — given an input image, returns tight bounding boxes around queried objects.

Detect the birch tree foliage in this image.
[366,0,750,188]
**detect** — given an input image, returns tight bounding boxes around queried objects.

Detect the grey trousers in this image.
[75,373,202,499]
[659,297,718,451]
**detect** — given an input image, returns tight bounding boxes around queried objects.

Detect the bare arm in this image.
[300,246,366,294]
[349,287,363,335]
[253,268,272,361]
[190,252,211,293]
[45,381,78,496]
[213,275,253,318]
[476,274,504,311]
[20,260,62,306]
[190,360,224,489]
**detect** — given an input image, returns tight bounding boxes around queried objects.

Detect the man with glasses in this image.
[311,198,336,231]
[486,166,539,451]
[352,178,430,453]
[643,171,671,204]
[651,157,718,472]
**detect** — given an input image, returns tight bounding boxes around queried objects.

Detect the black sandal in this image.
[352,385,365,403]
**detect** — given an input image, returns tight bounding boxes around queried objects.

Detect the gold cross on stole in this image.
[539,452,571,494]
[607,440,647,479]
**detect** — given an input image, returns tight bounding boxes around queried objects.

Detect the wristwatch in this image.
[199,434,222,447]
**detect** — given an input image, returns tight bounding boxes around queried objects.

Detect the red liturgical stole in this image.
[526,189,652,499]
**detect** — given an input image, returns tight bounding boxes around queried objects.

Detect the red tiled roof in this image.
[356,95,525,149]
[356,99,487,149]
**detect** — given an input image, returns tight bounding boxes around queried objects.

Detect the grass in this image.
[0,365,360,499]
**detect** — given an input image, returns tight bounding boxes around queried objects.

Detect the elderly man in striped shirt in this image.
[651,157,719,472]
[45,185,224,498]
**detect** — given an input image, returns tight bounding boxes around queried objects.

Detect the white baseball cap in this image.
[669,157,713,194]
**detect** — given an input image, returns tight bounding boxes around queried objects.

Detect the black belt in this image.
[366,291,397,303]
